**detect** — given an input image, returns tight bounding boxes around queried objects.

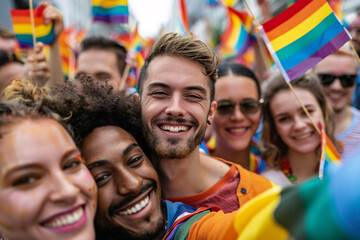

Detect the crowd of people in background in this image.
[0,1,360,240]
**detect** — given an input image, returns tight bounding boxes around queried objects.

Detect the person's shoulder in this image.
[351,106,360,116]
[261,168,292,187]
[201,154,231,173]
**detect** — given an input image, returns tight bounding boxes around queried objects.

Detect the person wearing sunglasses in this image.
[210,62,266,174]
[312,49,360,162]
[350,12,360,111]
[260,73,341,187]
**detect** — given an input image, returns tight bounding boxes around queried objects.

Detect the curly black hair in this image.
[44,74,148,154]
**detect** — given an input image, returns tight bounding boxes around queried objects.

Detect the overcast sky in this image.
[128,0,175,38]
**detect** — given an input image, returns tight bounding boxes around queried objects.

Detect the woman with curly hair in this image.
[260,73,341,186]
[0,101,97,240]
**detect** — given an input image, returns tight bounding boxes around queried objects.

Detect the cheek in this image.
[248,114,261,131]
[0,190,41,230]
[96,187,113,219]
[213,117,227,131]
[75,168,98,203]
[274,123,288,141]
[141,99,161,121]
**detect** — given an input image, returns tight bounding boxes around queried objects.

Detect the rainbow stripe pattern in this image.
[319,125,342,179]
[259,0,350,82]
[217,7,255,60]
[233,161,360,240]
[10,5,55,48]
[92,0,128,24]
[207,0,219,7]
[178,0,190,34]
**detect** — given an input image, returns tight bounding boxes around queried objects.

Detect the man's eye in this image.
[127,155,144,167]
[185,94,203,101]
[150,91,168,97]
[95,173,111,185]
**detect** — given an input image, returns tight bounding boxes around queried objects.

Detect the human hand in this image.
[40,1,64,40]
[23,42,50,86]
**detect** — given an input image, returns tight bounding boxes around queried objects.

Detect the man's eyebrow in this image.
[147,82,170,89]
[87,160,108,170]
[123,143,139,156]
[185,86,207,95]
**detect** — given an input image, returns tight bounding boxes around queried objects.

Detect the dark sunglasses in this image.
[216,99,263,117]
[317,73,357,88]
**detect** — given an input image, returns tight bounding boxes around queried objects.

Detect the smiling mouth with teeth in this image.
[294,133,312,140]
[159,125,190,132]
[118,195,150,216]
[42,206,84,228]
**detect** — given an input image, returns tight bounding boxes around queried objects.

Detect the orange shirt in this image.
[165,157,276,211]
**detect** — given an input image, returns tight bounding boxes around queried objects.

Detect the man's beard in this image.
[142,117,207,159]
[94,205,166,240]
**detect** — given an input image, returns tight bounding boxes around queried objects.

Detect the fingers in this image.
[24,42,50,84]
[39,1,64,38]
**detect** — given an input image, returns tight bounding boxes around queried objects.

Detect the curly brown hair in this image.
[44,74,148,153]
[2,78,50,105]
[138,32,218,101]
[2,74,149,156]
[261,73,341,168]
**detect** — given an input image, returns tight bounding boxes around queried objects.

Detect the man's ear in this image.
[207,101,217,125]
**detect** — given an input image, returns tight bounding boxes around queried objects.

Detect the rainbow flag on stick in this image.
[319,125,342,179]
[178,0,190,34]
[259,0,351,82]
[217,7,255,60]
[92,0,128,24]
[10,5,55,48]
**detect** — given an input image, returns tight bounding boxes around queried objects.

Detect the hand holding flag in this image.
[10,5,56,48]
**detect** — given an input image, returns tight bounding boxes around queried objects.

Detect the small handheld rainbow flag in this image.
[92,0,128,24]
[206,0,219,7]
[178,0,190,34]
[217,7,255,60]
[259,0,351,82]
[318,124,342,179]
[10,5,55,48]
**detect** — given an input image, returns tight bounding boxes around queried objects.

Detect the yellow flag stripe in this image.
[270,3,332,52]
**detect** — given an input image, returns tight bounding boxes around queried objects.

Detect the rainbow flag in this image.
[10,5,55,48]
[217,7,255,60]
[207,0,219,7]
[259,0,351,82]
[110,32,130,49]
[328,0,348,28]
[92,0,128,24]
[319,125,342,179]
[178,0,190,34]
[218,0,237,7]
[233,164,359,240]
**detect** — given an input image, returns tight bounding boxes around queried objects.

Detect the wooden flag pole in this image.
[244,0,321,135]
[243,0,271,73]
[29,0,37,50]
[349,40,360,66]
[119,62,132,90]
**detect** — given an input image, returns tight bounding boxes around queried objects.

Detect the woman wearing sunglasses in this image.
[260,73,341,186]
[210,62,266,173]
[312,50,360,162]
[0,102,97,240]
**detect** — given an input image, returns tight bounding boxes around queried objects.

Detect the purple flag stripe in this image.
[286,30,350,80]
[93,15,128,23]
